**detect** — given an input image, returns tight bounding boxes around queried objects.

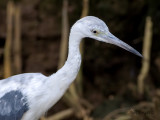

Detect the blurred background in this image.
[0,0,160,120]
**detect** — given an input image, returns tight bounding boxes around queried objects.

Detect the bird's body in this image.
[0,16,142,120]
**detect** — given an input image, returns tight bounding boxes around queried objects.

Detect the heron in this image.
[0,16,142,120]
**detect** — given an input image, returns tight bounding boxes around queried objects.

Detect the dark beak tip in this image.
[140,55,143,58]
[137,53,143,58]
[133,51,143,58]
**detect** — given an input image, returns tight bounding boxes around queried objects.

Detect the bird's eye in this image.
[93,30,97,33]
[91,30,98,34]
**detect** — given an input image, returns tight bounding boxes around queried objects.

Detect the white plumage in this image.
[0,16,142,120]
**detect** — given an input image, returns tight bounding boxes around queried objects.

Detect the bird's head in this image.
[71,16,142,57]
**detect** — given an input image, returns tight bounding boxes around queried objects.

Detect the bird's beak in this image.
[98,32,142,57]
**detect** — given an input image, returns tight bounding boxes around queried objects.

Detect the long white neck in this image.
[67,32,82,66]
[48,29,82,88]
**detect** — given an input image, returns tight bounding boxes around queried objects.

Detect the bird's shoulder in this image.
[1,73,47,84]
[0,73,48,96]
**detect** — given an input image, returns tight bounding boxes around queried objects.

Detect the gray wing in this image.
[0,73,48,120]
[0,90,29,120]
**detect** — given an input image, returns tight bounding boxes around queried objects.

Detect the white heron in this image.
[0,16,142,120]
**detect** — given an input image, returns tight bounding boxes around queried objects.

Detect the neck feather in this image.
[48,30,82,87]
[42,29,83,112]
[67,32,82,63]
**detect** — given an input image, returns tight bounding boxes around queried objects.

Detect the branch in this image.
[58,0,69,69]
[137,16,153,96]
[4,1,14,78]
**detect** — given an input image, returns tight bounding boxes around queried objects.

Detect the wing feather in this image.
[0,91,29,120]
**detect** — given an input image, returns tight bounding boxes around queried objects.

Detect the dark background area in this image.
[0,0,160,119]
